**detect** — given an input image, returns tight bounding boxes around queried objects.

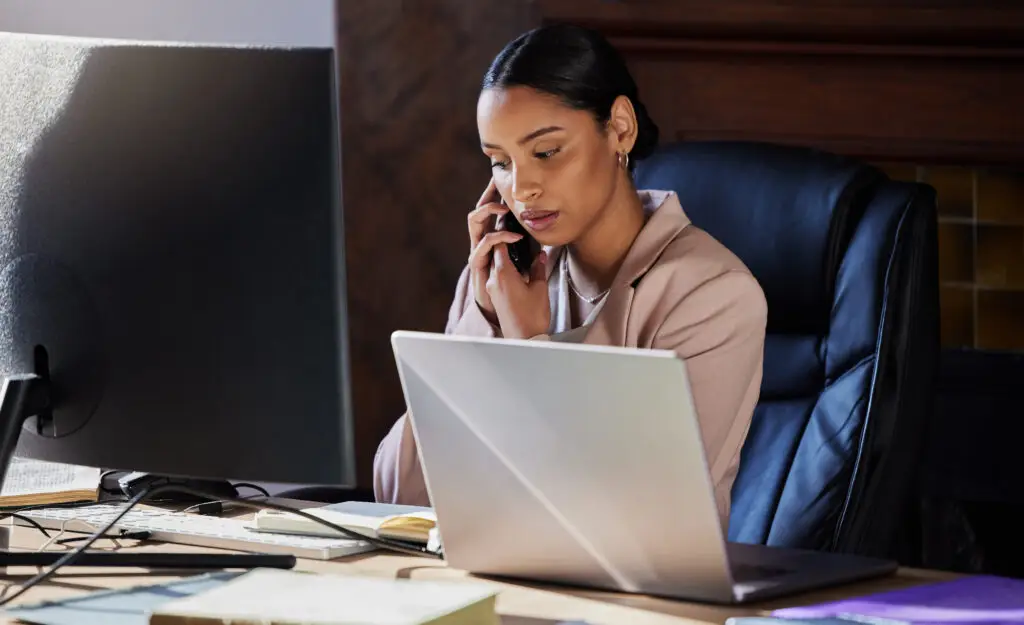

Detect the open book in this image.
[252,501,436,544]
[0,457,102,507]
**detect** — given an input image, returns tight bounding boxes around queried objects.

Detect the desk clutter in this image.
[6,568,1024,625]
[3,569,500,625]
[16,500,441,560]
[3,459,439,562]
[4,462,1024,624]
[19,504,377,560]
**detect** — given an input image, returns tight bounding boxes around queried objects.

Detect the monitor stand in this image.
[0,373,293,572]
[0,373,51,487]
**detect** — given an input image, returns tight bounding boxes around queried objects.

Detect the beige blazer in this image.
[373,190,767,523]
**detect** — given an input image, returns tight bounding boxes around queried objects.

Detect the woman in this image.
[374,24,767,524]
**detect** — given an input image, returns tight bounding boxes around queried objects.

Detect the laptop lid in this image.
[390,330,737,602]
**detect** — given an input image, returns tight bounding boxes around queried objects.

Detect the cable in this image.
[36,519,71,552]
[164,486,436,557]
[0,487,159,607]
[181,493,266,516]
[0,503,112,544]
[230,482,270,498]
[174,482,271,515]
[99,469,126,487]
[0,483,441,606]
[56,530,150,546]
[0,513,51,539]
[2,500,123,514]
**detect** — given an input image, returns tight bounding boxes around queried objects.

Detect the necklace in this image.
[562,252,610,305]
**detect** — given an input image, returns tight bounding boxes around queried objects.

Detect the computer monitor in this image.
[0,32,356,489]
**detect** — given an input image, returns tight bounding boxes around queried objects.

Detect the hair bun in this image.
[483,23,661,169]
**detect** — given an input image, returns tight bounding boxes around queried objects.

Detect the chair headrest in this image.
[633,141,883,334]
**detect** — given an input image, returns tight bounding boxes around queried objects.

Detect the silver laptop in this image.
[390,330,896,604]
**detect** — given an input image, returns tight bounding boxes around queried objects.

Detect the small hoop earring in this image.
[619,151,629,170]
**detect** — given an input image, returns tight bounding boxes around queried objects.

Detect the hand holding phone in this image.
[496,206,536,275]
[467,179,520,324]
[466,179,550,338]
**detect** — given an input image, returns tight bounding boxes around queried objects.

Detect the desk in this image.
[0,513,952,625]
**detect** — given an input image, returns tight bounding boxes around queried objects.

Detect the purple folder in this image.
[772,576,1024,625]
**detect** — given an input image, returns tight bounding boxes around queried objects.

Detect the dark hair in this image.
[482,23,659,170]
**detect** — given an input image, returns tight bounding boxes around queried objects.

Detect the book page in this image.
[313,508,436,532]
[317,501,435,526]
[254,501,436,542]
[1,456,102,497]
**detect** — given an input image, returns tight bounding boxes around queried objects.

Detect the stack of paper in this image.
[147,568,499,625]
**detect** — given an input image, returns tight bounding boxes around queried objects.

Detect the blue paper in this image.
[773,575,1024,625]
[2,572,242,625]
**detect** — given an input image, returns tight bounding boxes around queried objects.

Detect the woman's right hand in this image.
[468,178,522,325]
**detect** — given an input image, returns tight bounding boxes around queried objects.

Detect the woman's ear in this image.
[607,95,638,155]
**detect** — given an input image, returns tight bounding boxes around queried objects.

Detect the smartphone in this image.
[497,205,536,275]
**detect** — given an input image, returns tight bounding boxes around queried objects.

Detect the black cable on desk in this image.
[229,482,270,498]
[0,500,121,513]
[0,483,440,607]
[0,513,51,539]
[55,530,151,545]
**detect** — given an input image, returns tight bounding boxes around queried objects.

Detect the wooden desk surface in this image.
[0,514,951,625]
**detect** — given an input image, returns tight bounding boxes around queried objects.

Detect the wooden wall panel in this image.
[335,2,539,487]
[538,0,1024,46]
[627,51,1024,165]
[539,0,1024,165]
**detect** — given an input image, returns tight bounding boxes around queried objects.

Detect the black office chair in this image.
[634,141,939,563]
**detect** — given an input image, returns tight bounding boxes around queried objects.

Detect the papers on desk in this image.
[4,570,500,625]
[0,456,102,507]
[1,572,243,625]
[148,568,499,624]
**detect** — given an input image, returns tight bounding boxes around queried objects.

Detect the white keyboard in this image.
[17,504,375,560]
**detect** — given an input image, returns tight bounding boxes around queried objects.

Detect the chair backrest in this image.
[634,141,939,560]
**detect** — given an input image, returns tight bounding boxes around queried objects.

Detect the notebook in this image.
[0,456,102,507]
[146,568,499,625]
[772,575,1024,624]
[252,501,436,544]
